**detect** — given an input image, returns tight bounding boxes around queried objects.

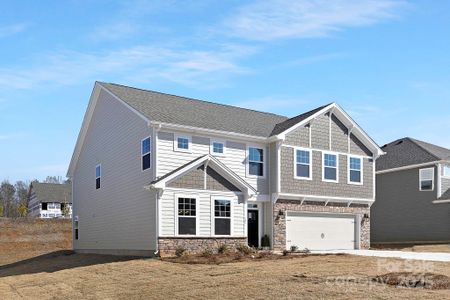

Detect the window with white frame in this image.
[177,197,196,235]
[248,147,264,176]
[443,165,450,177]
[419,168,434,191]
[174,135,190,152]
[142,137,151,171]
[348,156,362,184]
[323,153,338,182]
[95,164,101,189]
[214,199,231,235]
[295,149,311,179]
[211,140,225,155]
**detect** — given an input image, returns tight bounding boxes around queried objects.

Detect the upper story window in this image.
[419,168,434,191]
[211,140,225,156]
[177,197,196,235]
[95,164,101,189]
[142,137,151,171]
[214,199,231,235]
[348,156,362,184]
[443,165,450,178]
[248,147,264,177]
[174,134,191,152]
[295,149,311,179]
[323,153,338,182]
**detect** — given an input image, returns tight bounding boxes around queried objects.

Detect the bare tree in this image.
[0,181,16,217]
[44,176,62,184]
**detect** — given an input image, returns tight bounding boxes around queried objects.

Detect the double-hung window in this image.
[95,164,101,189]
[323,153,338,182]
[443,165,450,178]
[295,149,311,179]
[214,199,231,235]
[174,135,191,152]
[211,140,225,156]
[419,168,434,191]
[177,197,196,235]
[142,137,151,171]
[348,156,362,184]
[248,147,264,177]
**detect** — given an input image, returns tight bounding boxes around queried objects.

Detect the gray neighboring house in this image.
[67,82,383,256]
[28,182,72,219]
[371,138,450,245]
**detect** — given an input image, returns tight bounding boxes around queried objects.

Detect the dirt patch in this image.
[0,218,72,266]
[373,272,450,290]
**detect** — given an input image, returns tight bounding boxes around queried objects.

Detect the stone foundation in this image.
[273,199,370,251]
[158,237,247,257]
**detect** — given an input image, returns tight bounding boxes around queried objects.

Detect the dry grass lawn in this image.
[1,219,449,299]
[0,252,449,300]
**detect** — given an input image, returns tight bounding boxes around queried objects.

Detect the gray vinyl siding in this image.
[157,131,270,195]
[371,166,450,243]
[73,90,157,251]
[280,112,374,199]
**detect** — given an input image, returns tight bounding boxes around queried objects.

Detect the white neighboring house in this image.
[67,82,383,257]
[28,182,72,219]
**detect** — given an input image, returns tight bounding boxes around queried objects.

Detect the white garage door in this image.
[286,213,357,250]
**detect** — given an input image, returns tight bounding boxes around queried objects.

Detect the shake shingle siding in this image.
[280,147,373,199]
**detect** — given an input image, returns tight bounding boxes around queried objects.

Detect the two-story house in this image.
[28,182,72,219]
[371,138,450,245]
[67,82,383,256]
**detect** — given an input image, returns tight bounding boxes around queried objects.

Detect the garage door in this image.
[286,212,357,250]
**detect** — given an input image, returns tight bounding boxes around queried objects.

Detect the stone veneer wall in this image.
[158,237,247,257]
[273,199,370,251]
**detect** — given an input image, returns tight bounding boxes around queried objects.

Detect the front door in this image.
[247,210,259,248]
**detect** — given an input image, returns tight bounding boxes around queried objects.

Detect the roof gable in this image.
[377,138,450,171]
[148,154,256,197]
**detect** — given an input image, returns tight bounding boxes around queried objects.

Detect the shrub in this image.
[175,246,186,257]
[282,250,289,256]
[202,248,214,257]
[290,245,298,252]
[236,244,254,255]
[261,235,270,248]
[217,244,228,254]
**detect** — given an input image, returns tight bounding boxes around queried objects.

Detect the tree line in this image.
[0,176,70,218]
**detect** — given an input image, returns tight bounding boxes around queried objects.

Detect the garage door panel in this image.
[286,213,356,250]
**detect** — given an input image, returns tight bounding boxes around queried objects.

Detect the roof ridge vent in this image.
[395,140,404,146]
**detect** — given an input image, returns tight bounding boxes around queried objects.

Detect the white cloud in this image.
[0,23,28,38]
[0,44,256,90]
[224,0,406,41]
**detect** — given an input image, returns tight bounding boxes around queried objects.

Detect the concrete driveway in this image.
[312,249,450,262]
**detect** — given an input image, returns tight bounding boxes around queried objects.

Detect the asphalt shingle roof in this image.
[31,183,72,203]
[270,103,332,136]
[377,137,450,171]
[101,83,290,138]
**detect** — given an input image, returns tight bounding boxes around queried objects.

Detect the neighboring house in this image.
[371,138,450,245]
[28,182,72,219]
[67,82,383,256]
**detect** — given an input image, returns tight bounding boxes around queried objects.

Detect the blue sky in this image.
[1,0,449,182]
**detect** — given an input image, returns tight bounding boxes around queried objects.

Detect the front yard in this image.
[0,252,449,299]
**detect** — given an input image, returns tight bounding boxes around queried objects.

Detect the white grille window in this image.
[419,168,434,191]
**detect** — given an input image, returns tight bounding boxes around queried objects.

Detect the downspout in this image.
[151,122,162,256]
